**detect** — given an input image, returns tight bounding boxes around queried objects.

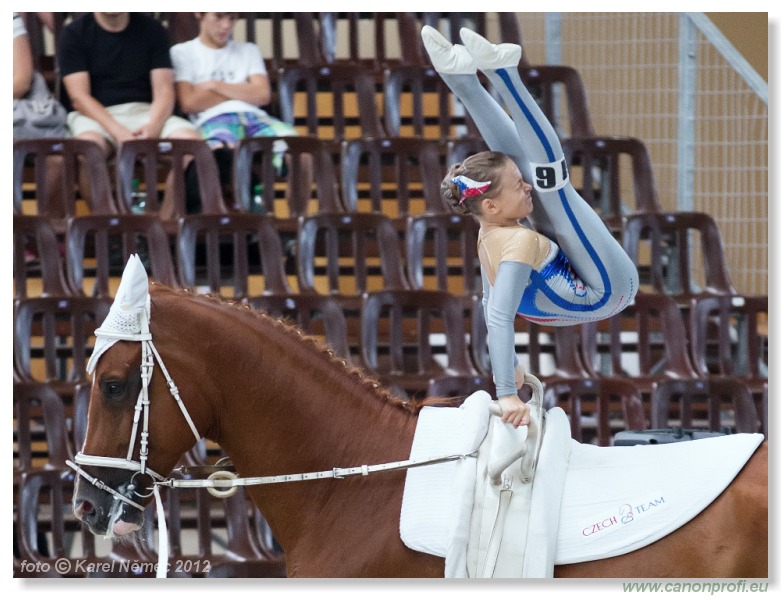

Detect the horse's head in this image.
[71,255,203,538]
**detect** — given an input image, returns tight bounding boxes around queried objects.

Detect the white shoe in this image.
[460,27,522,70]
[421,25,476,74]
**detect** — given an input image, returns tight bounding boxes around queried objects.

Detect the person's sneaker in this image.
[421,25,476,74]
[460,27,523,70]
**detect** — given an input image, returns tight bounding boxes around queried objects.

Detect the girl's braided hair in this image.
[440,151,511,216]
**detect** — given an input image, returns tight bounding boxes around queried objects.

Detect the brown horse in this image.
[73,283,768,578]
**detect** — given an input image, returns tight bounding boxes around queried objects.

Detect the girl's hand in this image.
[496,394,530,428]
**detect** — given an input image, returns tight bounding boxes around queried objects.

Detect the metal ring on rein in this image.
[129,470,156,499]
[206,470,239,498]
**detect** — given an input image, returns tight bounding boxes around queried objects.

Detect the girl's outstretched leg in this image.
[461,28,637,317]
[420,25,554,236]
[420,28,527,176]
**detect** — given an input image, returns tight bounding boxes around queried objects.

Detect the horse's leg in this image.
[554,443,768,578]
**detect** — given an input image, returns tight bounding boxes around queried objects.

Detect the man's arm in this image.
[13,32,33,99]
[62,71,136,144]
[176,73,270,115]
[134,67,176,139]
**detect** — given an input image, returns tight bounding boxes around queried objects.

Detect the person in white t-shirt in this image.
[171,12,308,209]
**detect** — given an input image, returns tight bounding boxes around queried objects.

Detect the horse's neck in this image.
[155,292,418,551]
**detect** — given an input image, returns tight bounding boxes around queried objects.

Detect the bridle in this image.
[66,303,202,513]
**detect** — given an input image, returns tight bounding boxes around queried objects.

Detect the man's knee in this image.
[77,131,112,157]
[167,126,202,142]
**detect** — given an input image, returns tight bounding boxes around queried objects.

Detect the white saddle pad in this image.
[400,398,764,573]
[555,431,764,564]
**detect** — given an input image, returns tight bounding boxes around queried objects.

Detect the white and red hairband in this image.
[451,175,491,204]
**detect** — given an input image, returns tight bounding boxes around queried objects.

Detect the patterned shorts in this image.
[199,112,297,148]
[199,112,297,172]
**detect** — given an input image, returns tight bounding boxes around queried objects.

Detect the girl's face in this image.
[483,161,534,225]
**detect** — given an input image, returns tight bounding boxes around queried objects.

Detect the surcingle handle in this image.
[488,374,544,485]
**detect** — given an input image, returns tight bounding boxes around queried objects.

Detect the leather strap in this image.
[158,451,479,490]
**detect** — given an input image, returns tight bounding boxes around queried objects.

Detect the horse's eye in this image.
[102,380,126,400]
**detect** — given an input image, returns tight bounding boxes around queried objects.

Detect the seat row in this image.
[15,55,654,221]
[14,211,482,300]
[28,12,528,96]
[13,273,768,429]
[15,188,741,313]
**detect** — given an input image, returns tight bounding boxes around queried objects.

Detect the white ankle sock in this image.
[421,25,476,75]
[460,27,522,70]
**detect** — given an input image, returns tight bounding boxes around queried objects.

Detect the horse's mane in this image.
[151,285,452,415]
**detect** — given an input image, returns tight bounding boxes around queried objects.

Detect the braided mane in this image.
[151,284,424,414]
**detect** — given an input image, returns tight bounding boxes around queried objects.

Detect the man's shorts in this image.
[67,102,196,146]
[198,112,298,149]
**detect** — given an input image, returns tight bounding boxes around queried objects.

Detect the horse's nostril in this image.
[75,499,96,519]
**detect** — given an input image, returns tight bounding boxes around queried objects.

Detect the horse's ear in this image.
[114,254,150,313]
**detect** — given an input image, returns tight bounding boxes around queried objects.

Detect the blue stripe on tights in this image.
[496,67,611,313]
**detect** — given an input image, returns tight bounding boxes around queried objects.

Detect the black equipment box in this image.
[614,428,731,446]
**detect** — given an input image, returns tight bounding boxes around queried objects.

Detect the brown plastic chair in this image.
[622,212,737,301]
[317,13,355,66]
[245,293,354,366]
[689,294,768,383]
[232,136,343,232]
[543,377,647,446]
[383,64,481,142]
[650,377,760,434]
[115,138,229,231]
[13,138,118,233]
[13,296,112,403]
[277,63,386,147]
[689,294,768,433]
[161,12,199,44]
[17,468,108,577]
[530,321,601,383]
[177,213,293,299]
[392,13,429,66]
[22,12,68,95]
[239,13,320,71]
[340,137,447,224]
[562,136,662,233]
[296,212,410,303]
[445,138,490,166]
[155,477,284,577]
[13,382,73,477]
[587,292,699,398]
[467,292,600,386]
[405,213,481,298]
[519,65,595,139]
[14,215,75,300]
[316,13,423,70]
[66,214,179,298]
[497,13,531,67]
[360,289,479,399]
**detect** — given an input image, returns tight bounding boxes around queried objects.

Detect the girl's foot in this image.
[460,27,523,70]
[421,25,476,74]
